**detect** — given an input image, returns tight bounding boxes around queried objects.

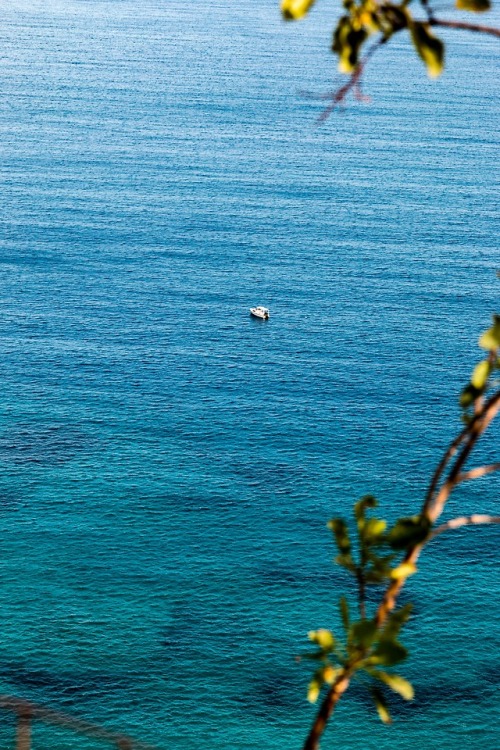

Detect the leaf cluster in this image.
[303,497,427,720]
[305,599,414,722]
[460,315,500,415]
[329,495,430,580]
[281,0,492,78]
[298,312,500,742]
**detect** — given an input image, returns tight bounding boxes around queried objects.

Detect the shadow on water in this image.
[430,526,499,565]
[0,423,94,466]
[0,693,158,749]
[1,662,132,704]
[0,491,24,513]
[232,666,304,720]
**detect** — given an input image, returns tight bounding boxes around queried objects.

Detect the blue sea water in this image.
[0,1,499,748]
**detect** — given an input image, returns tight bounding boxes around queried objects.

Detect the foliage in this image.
[299,317,500,749]
[277,12,500,747]
[280,0,500,112]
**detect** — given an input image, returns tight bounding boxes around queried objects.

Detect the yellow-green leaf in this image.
[308,629,335,650]
[281,0,316,21]
[470,360,491,389]
[333,18,368,73]
[456,0,490,10]
[336,553,356,571]
[479,315,500,350]
[390,562,417,580]
[328,518,352,555]
[307,678,321,703]
[323,665,341,685]
[372,670,415,700]
[460,383,480,409]
[362,518,387,543]
[355,494,377,523]
[410,22,444,78]
[371,687,392,724]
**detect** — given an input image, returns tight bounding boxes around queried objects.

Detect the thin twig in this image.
[423,424,468,511]
[316,38,385,123]
[457,462,500,483]
[419,0,436,22]
[430,390,500,522]
[313,12,500,123]
[430,514,500,539]
[430,19,500,39]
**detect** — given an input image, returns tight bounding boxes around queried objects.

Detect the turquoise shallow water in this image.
[0,1,499,748]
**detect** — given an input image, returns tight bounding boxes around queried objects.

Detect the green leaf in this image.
[328,518,352,556]
[479,315,500,350]
[370,640,408,667]
[365,551,396,582]
[361,518,387,545]
[307,665,343,703]
[460,383,481,409]
[370,670,414,700]
[379,5,409,35]
[281,0,316,21]
[368,551,396,573]
[456,0,490,10]
[339,596,350,634]
[470,359,491,389]
[308,629,335,650]
[307,677,321,703]
[354,495,377,523]
[349,619,378,648]
[371,686,392,724]
[333,18,368,73]
[322,665,342,685]
[389,562,417,580]
[381,604,413,642]
[410,22,444,78]
[386,516,431,550]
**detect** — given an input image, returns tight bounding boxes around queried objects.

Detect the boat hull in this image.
[250,309,269,320]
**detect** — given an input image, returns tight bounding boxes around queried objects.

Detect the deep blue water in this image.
[0,1,499,748]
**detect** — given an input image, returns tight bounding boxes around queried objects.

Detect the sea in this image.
[0,1,499,748]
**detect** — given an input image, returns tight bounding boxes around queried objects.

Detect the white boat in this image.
[250,306,270,320]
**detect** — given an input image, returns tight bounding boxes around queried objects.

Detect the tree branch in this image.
[430,19,500,39]
[423,424,468,511]
[457,462,500,483]
[316,38,385,123]
[375,390,500,629]
[313,13,500,123]
[430,514,500,539]
[303,670,352,750]
[419,0,436,22]
[303,388,500,750]
[429,390,500,521]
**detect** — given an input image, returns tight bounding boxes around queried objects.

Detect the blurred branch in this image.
[457,462,500,482]
[303,386,500,750]
[430,19,500,38]
[316,39,385,122]
[430,514,500,538]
